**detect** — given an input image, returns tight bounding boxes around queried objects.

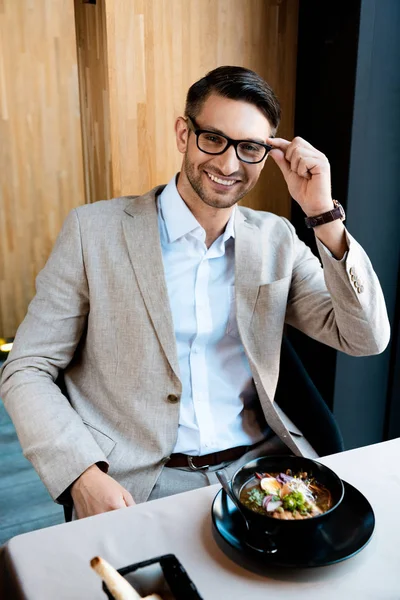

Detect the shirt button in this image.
[167,394,180,404]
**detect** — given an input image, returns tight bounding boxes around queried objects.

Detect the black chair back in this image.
[275,336,344,456]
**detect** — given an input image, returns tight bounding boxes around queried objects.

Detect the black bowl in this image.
[231,455,344,538]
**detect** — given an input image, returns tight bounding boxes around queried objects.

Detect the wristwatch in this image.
[304,200,346,228]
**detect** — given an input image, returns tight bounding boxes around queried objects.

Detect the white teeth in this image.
[207,172,236,186]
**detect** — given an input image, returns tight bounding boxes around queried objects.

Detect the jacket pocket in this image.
[251,276,291,333]
[83,421,116,457]
[256,276,291,305]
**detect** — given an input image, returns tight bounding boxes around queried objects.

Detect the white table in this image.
[1,439,400,600]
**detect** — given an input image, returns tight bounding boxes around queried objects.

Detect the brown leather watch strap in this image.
[304,200,346,228]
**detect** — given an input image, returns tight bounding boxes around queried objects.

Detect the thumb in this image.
[269,148,291,178]
[122,489,135,507]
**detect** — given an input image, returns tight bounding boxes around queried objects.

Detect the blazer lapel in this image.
[234,209,262,338]
[122,186,180,381]
[235,209,303,456]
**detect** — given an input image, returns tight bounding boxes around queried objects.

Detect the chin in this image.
[201,196,239,209]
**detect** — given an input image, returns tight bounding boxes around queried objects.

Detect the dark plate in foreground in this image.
[102,554,203,599]
[212,480,374,570]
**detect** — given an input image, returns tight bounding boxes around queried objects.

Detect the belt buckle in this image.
[187,456,210,471]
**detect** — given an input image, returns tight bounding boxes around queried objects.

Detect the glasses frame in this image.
[186,116,273,164]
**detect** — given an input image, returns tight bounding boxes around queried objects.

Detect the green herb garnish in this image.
[246,487,266,508]
[282,491,311,513]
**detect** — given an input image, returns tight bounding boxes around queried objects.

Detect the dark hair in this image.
[185,66,281,133]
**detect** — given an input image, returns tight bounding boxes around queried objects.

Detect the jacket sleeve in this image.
[0,209,109,502]
[282,218,390,356]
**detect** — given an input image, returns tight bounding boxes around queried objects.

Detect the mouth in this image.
[204,170,240,190]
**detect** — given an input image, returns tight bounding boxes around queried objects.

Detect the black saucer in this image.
[211,480,374,570]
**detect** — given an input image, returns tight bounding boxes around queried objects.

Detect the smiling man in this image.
[0,66,390,520]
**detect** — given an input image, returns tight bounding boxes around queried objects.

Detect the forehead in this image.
[195,94,272,142]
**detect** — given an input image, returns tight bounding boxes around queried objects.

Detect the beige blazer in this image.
[0,186,390,504]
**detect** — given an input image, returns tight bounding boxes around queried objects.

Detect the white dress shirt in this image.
[158,175,269,455]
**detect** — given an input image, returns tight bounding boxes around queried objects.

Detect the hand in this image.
[71,464,135,519]
[267,136,334,217]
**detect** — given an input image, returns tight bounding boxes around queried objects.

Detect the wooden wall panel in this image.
[0,0,85,337]
[74,0,113,204]
[78,0,298,213]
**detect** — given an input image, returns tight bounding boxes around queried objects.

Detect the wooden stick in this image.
[90,556,141,600]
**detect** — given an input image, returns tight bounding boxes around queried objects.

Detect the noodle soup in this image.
[231,456,344,532]
[240,469,332,520]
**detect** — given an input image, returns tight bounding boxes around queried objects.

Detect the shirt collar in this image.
[159,174,236,244]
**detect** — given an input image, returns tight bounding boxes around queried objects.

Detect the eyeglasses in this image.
[186,116,273,164]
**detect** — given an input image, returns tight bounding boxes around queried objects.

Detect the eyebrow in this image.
[200,123,267,145]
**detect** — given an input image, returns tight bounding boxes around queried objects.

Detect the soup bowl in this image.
[231,455,345,539]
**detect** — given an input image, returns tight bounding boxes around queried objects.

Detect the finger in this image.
[268,148,291,177]
[289,147,302,174]
[289,148,319,174]
[123,490,135,507]
[297,158,312,180]
[286,143,320,164]
[285,136,315,161]
[300,156,326,177]
[266,137,291,152]
[106,493,127,511]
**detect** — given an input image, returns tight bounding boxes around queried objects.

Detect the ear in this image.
[175,117,189,154]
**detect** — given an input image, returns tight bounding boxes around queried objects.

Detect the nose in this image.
[213,144,241,176]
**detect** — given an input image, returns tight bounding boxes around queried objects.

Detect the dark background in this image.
[291,0,400,449]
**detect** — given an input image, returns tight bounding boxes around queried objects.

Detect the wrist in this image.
[314,220,348,260]
[71,464,101,494]
[304,200,335,218]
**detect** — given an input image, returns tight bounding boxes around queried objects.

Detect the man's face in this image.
[176,94,273,210]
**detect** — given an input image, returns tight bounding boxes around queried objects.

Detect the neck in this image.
[176,173,234,248]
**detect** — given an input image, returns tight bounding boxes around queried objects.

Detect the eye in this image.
[204,134,223,144]
[241,143,260,152]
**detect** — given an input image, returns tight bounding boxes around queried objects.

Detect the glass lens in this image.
[237,142,266,162]
[198,132,228,154]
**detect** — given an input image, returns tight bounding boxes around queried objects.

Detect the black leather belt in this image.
[165,444,252,471]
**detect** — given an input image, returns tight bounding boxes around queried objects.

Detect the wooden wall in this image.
[0,0,298,337]
[0,0,85,337]
[74,0,113,205]
[76,0,299,211]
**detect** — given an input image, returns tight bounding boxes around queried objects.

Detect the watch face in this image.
[333,200,346,221]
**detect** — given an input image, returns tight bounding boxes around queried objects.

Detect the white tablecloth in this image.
[2,438,400,600]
